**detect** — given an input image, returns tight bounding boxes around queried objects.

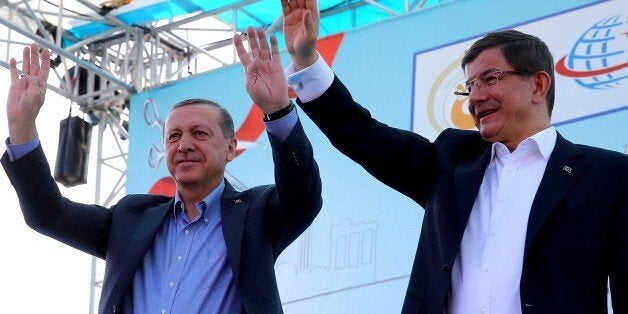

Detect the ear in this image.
[226,137,237,162]
[531,71,551,105]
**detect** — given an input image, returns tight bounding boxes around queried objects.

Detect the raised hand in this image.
[7,43,50,144]
[281,0,319,70]
[234,27,290,114]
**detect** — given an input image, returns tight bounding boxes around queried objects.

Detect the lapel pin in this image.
[562,165,572,174]
[234,199,242,204]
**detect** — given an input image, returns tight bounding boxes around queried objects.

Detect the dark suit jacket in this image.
[298,77,627,314]
[2,121,322,314]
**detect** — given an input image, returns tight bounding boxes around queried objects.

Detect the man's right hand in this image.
[281,0,320,71]
[7,43,50,144]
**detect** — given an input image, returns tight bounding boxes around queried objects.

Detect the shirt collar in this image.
[489,126,557,163]
[530,126,557,161]
[173,180,226,221]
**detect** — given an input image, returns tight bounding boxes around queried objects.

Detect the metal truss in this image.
[0,0,444,312]
[1,0,437,115]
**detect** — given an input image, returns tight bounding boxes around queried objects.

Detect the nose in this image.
[467,86,489,115]
[177,134,194,152]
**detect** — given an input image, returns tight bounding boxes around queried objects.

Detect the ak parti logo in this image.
[555,15,627,90]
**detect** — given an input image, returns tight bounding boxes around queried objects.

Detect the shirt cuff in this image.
[285,55,335,103]
[264,107,298,142]
[5,135,40,161]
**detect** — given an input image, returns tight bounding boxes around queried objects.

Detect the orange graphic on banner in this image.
[450,84,474,129]
[234,104,265,157]
[149,177,176,196]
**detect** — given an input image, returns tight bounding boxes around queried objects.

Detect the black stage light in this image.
[54,116,93,187]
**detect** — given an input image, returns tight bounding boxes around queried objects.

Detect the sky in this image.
[0,83,98,312]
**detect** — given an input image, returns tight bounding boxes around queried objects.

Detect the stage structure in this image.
[0,0,450,312]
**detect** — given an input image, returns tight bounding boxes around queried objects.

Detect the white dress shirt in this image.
[286,55,558,314]
[285,55,334,102]
[448,127,557,314]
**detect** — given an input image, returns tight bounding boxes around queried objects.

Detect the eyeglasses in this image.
[454,70,529,98]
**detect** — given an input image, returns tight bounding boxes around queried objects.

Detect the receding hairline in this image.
[166,98,235,139]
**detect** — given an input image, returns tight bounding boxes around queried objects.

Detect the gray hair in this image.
[461,30,555,116]
[170,98,235,138]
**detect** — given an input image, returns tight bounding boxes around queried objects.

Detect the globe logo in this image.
[555,15,627,90]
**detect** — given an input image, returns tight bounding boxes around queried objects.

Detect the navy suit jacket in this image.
[2,121,322,314]
[298,77,627,314]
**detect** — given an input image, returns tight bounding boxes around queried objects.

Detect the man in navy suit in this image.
[249,1,626,313]
[3,39,321,313]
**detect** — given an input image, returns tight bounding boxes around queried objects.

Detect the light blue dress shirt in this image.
[6,107,299,313]
[123,181,242,314]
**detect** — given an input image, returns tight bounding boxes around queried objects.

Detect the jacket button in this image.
[442,265,450,274]
[291,148,302,166]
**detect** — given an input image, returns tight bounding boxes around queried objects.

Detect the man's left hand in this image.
[234,27,290,114]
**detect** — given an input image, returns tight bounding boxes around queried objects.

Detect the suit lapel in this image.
[220,180,250,284]
[455,146,492,233]
[115,200,173,298]
[524,134,583,257]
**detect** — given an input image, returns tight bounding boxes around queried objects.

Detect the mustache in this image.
[471,101,501,116]
[174,154,202,163]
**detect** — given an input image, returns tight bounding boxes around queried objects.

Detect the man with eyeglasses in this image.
[233,1,627,313]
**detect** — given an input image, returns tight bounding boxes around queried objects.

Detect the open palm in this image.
[245,48,286,109]
[281,0,319,65]
[6,44,50,143]
[234,27,289,114]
